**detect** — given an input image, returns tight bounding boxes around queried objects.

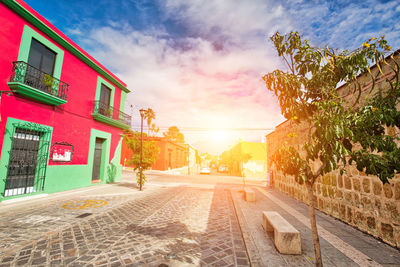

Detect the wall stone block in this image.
[373,181,382,196]
[346,206,353,224]
[394,226,400,248]
[380,222,394,245]
[374,198,383,217]
[331,201,339,217]
[366,216,376,232]
[336,189,343,199]
[361,196,372,211]
[362,178,371,193]
[337,175,343,188]
[395,182,400,200]
[344,192,353,205]
[344,176,352,190]
[385,202,400,224]
[339,203,346,220]
[328,186,335,198]
[355,210,366,230]
[352,178,361,191]
[322,185,328,197]
[353,192,361,208]
[383,183,393,199]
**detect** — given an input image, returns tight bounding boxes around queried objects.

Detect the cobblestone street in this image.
[0,182,249,266]
[1,172,400,266]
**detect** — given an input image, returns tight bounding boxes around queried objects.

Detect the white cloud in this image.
[70,0,400,153]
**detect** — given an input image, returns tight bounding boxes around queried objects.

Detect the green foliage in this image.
[107,163,117,183]
[124,130,160,186]
[136,170,147,187]
[163,126,185,143]
[220,147,252,176]
[144,108,158,136]
[264,32,398,185]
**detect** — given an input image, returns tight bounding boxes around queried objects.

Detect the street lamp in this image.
[139,108,146,191]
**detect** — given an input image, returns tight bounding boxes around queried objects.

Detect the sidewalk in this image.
[231,186,400,266]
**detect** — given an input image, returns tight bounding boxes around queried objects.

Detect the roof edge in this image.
[3,0,131,93]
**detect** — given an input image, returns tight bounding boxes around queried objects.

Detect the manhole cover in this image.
[62,200,107,209]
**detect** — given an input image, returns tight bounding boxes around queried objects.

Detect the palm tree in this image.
[144,108,155,135]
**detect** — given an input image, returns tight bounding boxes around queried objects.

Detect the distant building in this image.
[0,0,131,201]
[224,142,267,179]
[121,136,199,173]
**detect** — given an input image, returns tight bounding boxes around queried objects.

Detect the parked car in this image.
[200,166,211,175]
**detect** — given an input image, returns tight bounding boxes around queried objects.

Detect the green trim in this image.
[87,129,111,182]
[8,82,67,105]
[3,0,131,93]
[92,113,130,129]
[18,25,64,79]
[120,91,127,113]
[0,117,53,200]
[95,76,115,106]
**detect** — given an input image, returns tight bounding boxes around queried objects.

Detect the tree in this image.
[163,126,185,143]
[263,32,398,266]
[220,147,251,178]
[149,123,159,136]
[124,130,160,187]
[144,108,156,135]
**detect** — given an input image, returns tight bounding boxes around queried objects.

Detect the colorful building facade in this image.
[0,0,131,201]
[121,136,189,171]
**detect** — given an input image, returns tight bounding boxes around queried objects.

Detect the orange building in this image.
[121,136,188,171]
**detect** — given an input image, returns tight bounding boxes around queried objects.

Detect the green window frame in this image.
[8,25,67,105]
[18,25,64,80]
[95,76,115,105]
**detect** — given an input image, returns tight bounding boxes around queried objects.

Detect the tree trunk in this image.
[306,181,323,267]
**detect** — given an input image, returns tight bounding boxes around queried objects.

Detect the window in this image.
[7,25,68,105]
[28,38,56,75]
[100,84,112,106]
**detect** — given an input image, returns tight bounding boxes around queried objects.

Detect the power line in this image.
[130,126,274,132]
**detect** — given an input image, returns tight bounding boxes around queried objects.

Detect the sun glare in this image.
[207,130,231,142]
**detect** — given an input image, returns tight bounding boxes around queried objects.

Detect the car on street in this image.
[200,166,211,175]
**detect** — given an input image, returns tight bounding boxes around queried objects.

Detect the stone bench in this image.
[244,188,255,202]
[262,211,301,254]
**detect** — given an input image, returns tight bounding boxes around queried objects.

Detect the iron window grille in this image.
[93,100,132,126]
[9,61,69,100]
[3,122,51,197]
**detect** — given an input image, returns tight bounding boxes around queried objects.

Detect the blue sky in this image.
[25,0,400,153]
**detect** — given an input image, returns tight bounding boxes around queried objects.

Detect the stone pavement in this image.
[1,173,400,267]
[0,182,250,266]
[231,186,400,266]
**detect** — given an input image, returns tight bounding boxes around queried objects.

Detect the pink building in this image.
[0,0,131,201]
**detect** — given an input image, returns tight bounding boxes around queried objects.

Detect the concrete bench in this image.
[262,211,301,254]
[244,188,255,202]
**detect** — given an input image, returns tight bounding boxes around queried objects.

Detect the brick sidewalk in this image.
[0,184,250,266]
[231,186,400,267]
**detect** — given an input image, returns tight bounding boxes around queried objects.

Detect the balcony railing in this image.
[9,61,69,101]
[92,100,131,129]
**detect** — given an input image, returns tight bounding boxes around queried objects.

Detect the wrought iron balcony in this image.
[8,61,69,105]
[92,100,131,129]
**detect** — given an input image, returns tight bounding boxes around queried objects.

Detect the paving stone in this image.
[0,185,251,266]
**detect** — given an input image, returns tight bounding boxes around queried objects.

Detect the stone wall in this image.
[266,53,400,248]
